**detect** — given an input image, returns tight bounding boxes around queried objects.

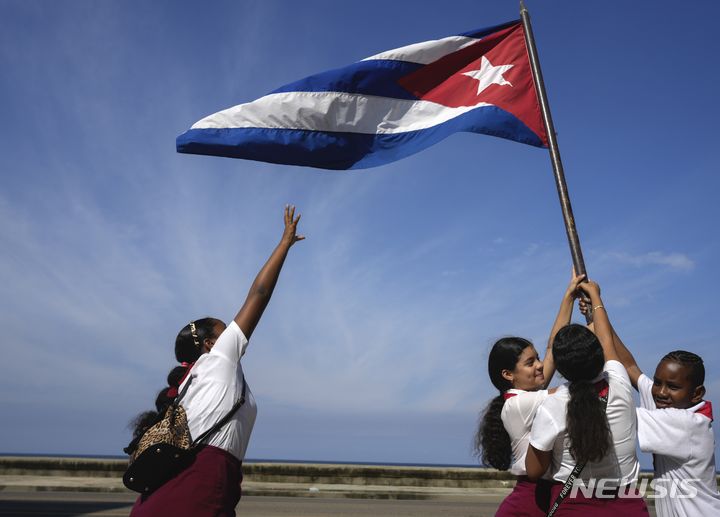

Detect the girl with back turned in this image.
[525,279,649,515]
[127,205,303,517]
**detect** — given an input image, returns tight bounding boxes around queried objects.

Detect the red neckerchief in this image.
[595,379,609,398]
[695,401,714,421]
[503,392,517,400]
[166,362,195,399]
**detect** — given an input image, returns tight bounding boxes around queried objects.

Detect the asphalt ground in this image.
[0,491,659,517]
[0,492,502,517]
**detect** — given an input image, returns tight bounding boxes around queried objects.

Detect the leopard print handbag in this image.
[131,404,193,462]
[122,376,196,494]
[122,374,247,495]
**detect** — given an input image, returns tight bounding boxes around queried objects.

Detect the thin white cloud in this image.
[603,251,695,271]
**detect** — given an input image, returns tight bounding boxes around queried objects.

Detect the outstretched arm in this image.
[234,205,304,339]
[580,298,642,389]
[577,280,618,362]
[542,271,586,387]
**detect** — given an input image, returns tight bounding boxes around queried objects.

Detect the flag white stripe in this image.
[191,91,490,135]
[361,35,480,64]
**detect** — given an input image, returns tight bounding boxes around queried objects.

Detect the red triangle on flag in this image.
[398,23,547,145]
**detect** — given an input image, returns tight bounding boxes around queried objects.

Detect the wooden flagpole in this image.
[519,1,591,318]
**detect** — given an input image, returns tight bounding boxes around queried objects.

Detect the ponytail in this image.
[475,394,512,470]
[475,337,533,470]
[128,363,191,441]
[566,380,610,463]
[553,324,610,464]
[127,317,224,450]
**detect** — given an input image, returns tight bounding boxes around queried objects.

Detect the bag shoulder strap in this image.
[546,383,609,517]
[191,376,248,448]
[174,374,193,405]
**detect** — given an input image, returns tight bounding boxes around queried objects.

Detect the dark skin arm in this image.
[234,205,304,339]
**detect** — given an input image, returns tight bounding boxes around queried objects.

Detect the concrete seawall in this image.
[1,456,716,500]
[0,456,515,499]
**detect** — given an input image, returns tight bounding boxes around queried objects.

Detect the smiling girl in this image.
[475,272,584,516]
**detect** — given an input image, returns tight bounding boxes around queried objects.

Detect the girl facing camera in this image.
[477,272,585,516]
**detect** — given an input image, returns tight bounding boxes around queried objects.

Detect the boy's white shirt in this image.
[636,373,720,517]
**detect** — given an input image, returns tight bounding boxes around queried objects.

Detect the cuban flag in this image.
[177,21,548,170]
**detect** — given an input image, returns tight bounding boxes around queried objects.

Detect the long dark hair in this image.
[553,324,609,463]
[475,337,534,470]
[128,317,222,442]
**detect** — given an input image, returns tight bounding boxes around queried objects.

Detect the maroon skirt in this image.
[130,445,243,517]
[495,477,553,517]
[546,481,650,516]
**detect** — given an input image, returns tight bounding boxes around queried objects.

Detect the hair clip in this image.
[189,321,200,349]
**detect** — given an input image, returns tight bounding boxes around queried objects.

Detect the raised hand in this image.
[577,279,601,302]
[235,204,305,339]
[281,204,305,248]
[564,270,587,300]
[579,297,592,317]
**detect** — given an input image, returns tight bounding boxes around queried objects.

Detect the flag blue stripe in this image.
[271,60,422,100]
[459,20,520,39]
[177,106,543,170]
[270,21,521,100]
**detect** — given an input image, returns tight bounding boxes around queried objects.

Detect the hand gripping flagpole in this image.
[520,1,591,321]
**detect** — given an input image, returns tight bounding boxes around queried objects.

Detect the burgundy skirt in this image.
[495,477,553,517]
[130,445,243,517]
[546,481,650,516]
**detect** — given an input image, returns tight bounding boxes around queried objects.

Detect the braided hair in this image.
[661,350,705,388]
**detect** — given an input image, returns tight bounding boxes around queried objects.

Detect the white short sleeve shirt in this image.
[501,389,549,476]
[636,373,720,517]
[179,321,258,462]
[529,360,640,486]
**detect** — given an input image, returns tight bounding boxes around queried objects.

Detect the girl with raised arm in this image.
[128,205,304,517]
[476,272,584,516]
[525,279,649,516]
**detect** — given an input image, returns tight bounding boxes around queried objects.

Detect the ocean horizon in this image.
[0,452,481,468]
[1,453,665,473]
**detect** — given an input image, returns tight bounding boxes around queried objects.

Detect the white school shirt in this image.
[529,360,640,487]
[636,373,720,517]
[501,389,549,476]
[180,321,258,462]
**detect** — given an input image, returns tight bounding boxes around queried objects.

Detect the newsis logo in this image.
[569,478,700,499]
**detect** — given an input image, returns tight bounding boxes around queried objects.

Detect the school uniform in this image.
[636,373,720,517]
[495,389,553,516]
[131,321,257,517]
[529,360,649,515]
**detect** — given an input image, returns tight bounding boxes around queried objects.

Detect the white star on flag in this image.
[462,56,514,95]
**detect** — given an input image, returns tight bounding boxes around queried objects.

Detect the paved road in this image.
[0,492,502,516]
[237,496,501,516]
[0,492,657,516]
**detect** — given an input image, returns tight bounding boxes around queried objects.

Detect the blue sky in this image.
[1,0,719,468]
